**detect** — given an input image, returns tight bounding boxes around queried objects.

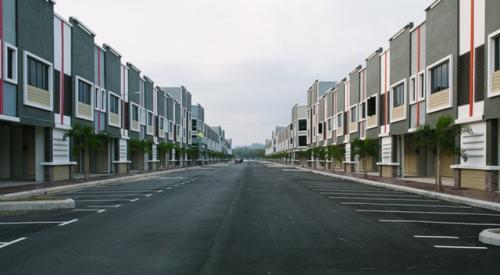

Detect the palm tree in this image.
[326,145,345,171]
[64,124,110,181]
[352,138,380,177]
[415,115,471,191]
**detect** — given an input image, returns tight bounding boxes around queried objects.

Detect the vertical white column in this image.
[35,127,45,182]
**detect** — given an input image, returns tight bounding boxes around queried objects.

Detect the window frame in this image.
[367,95,377,117]
[298,119,307,131]
[488,29,500,98]
[77,77,92,106]
[108,91,122,128]
[392,82,405,108]
[4,42,18,84]
[426,55,453,112]
[430,61,449,94]
[23,51,54,111]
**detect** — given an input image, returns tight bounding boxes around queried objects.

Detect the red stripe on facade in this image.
[60,20,65,124]
[416,27,421,127]
[384,53,388,133]
[97,47,101,131]
[469,0,475,117]
[0,0,4,114]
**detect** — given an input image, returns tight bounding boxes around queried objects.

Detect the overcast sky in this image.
[56,0,430,147]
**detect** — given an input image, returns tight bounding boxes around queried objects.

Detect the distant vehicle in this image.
[235,158,243,163]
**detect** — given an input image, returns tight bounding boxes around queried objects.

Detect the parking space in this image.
[0,166,216,251]
[299,178,500,251]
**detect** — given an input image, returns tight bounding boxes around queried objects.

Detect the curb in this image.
[479,229,500,246]
[0,199,75,212]
[0,165,217,201]
[269,162,500,212]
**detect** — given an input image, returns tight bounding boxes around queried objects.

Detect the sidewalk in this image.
[275,162,500,212]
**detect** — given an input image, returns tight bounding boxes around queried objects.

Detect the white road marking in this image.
[379,219,500,226]
[58,219,79,227]
[145,194,153,197]
[0,221,63,225]
[340,202,471,208]
[157,190,164,193]
[434,245,487,250]
[312,188,402,193]
[166,187,173,190]
[414,235,459,239]
[87,204,121,208]
[76,199,136,202]
[0,237,27,249]
[357,209,500,216]
[65,191,147,194]
[73,209,107,213]
[130,198,140,202]
[329,197,437,202]
[174,185,179,187]
[321,192,419,198]
[66,194,139,198]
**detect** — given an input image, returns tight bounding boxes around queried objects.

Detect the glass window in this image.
[6,46,17,81]
[132,105,139,121]
[318,123,323,134]
[410,78,416,102]
[393,83,404,107]
[110,95,119,114]
[351,106,357,122]
[495,36,500,72]
[361,102,366,119]
[337,113,343,128]
[298,136,307,146]
[367,97,376,116]
[419,74,425,99]
[431,61,449,94]
[27,56,49,90]
[78,79,91,105]
[102,91,106,111]
[298,119,307,131]
[148,112,153,126]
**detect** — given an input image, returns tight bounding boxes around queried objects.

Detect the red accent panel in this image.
[0,0,4,114]
[469,0,475,117]
[60,20,65,124]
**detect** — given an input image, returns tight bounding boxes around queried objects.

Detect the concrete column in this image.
[144,152,149,171]
[35,127,45,182]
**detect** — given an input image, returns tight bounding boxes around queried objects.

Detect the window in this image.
[298,119,307,131]
[393,83,404,107]
[410,78,416,103]
[102,90,106,112]
[5,44,18,83]
[78,79,91,105]
[28,56,49,90]
[430,62,449,94]
[132,105,139,121]
[328,118,332,131]
[361,102,366,119]
[351,106,357,123]
[109,94,119,114]
[495,36,500,72]
[367,97,376,116]
[419,74,425,99]
[147,112,153,126]
[298,136,307,147]
[159,117,165,130]
[318,123,323,134]
[337,113,343,128]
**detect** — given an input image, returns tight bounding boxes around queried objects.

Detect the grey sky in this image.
[55,0,431,147]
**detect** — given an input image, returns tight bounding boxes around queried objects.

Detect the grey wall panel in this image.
[144,80,153,111]
[350,70,360,104]
[4,0,16,44]
[105,51,121,93]
[366,55,381,96]
[71,26,94,84]
[390,29,411,85]
[337,84,345,112]
[128,70,140,104]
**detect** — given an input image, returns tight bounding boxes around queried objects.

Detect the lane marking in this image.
[340,202,471,208]
[64,194,140,198]
[0,221,63,225]
[87,204,121,208]
[174,185,179,187]
[130,198,140,202]
[329,197,437,202]
[414,235,459,239]
[379,219,500,226]
[357,210,500,216]
[58,219,79,227]
[320,192,419,198]
[434,245,487,250]
[145,194,153,197]
[166,187,173,190]
[64,191,150,194]
[312,188,402,193]
[157,190,164,193]
[0,237,27,249]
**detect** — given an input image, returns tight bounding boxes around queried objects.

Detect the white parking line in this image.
[0,237,27,249]
[340,202,472,208]
[73,209,106,213]
[130,198,140,202]
[357,210,500,216]
[87,204,121,208]
[312,189,402,193]
[145,194,153,197]
[58,219,79,227]
[414,235,459,239]
[66,194,139,198]
[321,192,419,198]
[166,187,173,190]
[174,185,179,187]
[379,219,500,226]
[434,245,487,250]
[157,190,164,193]
[330,197,437,202]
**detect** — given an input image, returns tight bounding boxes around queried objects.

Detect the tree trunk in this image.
[436,148,442,192]
[84,150,90,181]
[363,157,368,178]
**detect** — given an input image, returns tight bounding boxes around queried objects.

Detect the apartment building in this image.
[0,0,230,185]
[266,0,500,192]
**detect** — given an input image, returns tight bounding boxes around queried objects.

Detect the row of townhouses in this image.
[0,0,231,184]
[265,0,500,192]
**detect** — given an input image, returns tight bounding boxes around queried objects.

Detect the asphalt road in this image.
[1,161,500,274]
